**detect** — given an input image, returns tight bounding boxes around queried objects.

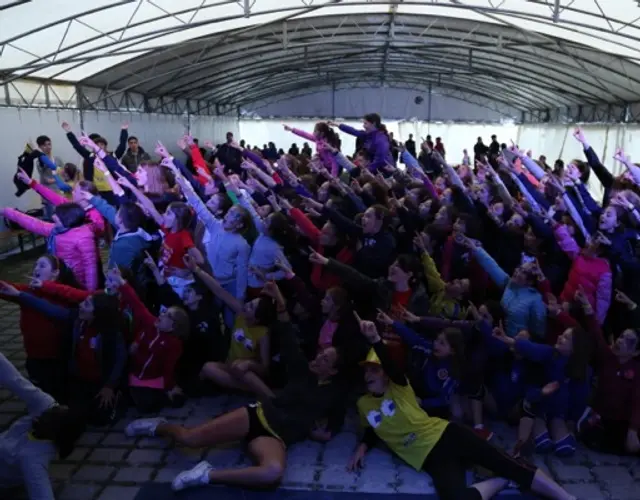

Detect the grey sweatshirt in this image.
[0,352,57,500]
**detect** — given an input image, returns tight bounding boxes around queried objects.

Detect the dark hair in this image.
[128,136,139,142]
[367,204,391,229]
[36,135,51,147]
[254,295,277,326]
[266,212,297,252]
[565,326,592,381]
[215,192,233,217]
[63,163,79,181]
[95,136,108,148]
[363,113,387,135]
[89,133,101,141]
[117,201,144,231]
[166,202,192,232]
[366,181,389,206]
[37,254,80,288]
[32,405,86,459]
[441,327,465,379]
[77,180,98,196]
[326,287,354,322]
[315,122,341,149]
[90,292,121,333]
[54,203,86,229]
[394,254,423,289]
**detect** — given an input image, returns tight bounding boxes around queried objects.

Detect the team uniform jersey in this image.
[357,381,448,470]
[227,315,267,363]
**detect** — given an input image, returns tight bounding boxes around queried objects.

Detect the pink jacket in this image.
[291,128,339,176]
[554,225,612,325]
[3,208,99,291]
[29,179,105,237]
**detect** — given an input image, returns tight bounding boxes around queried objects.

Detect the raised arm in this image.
[1,208,53,237]
[118,281,158,331]
[471,246,510,289]
[191,263,244,315]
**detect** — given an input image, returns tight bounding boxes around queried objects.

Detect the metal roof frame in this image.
[2,1,640,116]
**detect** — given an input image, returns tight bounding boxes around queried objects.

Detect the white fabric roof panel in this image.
[1,0,640,110]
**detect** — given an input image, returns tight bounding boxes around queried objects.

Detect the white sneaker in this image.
[124,417,167,437]
[171,461,212,491]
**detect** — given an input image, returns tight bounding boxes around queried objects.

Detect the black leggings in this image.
[422,423,536,500]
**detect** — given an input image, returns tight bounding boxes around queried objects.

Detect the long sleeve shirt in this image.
[0,352,57,500]
[473,247,546,338]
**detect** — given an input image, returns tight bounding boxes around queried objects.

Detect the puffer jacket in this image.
[2,209,98,290]
[29,179,105,237]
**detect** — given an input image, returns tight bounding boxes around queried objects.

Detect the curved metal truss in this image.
[2,1,640,114]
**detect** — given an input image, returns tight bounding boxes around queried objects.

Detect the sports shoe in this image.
[124,417,167,437]
[473,426,494,441]
[576,406,600,435]
[172,461,212,491]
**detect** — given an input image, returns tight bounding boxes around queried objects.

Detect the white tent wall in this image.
[246,87,521,122]
[2,113,639,231]
[190,115,240,146]
[0,108,239,229]
[237,120,640,201]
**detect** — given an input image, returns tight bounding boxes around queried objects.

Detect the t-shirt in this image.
[357,381,448,470]
[159,228,194,270]
[227,315,268,362]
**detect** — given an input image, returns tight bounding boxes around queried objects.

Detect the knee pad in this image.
[534,431,553,453]
[554,434,577,457]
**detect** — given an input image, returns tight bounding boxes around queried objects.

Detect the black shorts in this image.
[245,403,279,443]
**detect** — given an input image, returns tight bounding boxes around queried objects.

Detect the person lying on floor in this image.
[347,314,577,500]
[124,281,347,491]
[0,348,85,500]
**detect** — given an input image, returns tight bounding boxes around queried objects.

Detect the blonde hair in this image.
[168,306,190,339]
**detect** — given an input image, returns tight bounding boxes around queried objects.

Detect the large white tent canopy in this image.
[2,1,640,113]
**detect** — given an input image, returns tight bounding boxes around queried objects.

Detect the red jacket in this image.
[559,312,640,429]
[2,282,89,359]
[289,208,354,291]
[120,283,182,390]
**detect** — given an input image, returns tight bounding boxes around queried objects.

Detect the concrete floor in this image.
[0,248,638,499]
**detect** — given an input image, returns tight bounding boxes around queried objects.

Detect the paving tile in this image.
[77,431,105,446]
[317,465,358,488]
[551,464,593,482]
[102,432,134,447]
[49,463,78,480]
[282,464,318,485]
[73,465,117,481]
[58,483,101,500]
[88,448,129,463]
[113,467,154,483]
[127,448,166,464]
[592,465,633,485]
[97,486,141,500]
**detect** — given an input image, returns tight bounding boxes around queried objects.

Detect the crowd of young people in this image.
[1,113,639,500]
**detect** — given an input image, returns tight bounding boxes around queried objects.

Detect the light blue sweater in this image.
[0,352,57,500]
[473,247,547,339]
[238,193,291,288]
[182,179,250,300]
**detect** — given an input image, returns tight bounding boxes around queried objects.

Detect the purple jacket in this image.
[338,124,394,172]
